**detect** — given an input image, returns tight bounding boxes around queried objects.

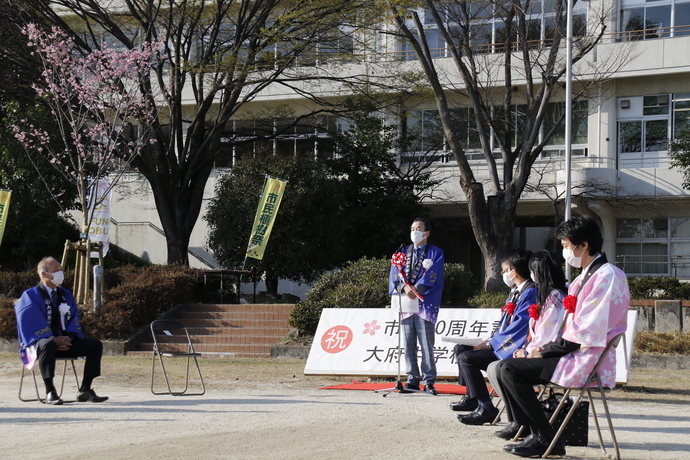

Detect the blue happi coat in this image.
[388,243,445,324]
[15,285,83,359]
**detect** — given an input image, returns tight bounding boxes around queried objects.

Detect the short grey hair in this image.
[37,257,59,276]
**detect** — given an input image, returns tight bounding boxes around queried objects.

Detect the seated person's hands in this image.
[528,346,542,358]
[474,339,490,351]
[52,335,72,351]
[513,349,527,359]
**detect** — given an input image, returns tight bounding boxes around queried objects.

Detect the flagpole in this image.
[564,0,574,281]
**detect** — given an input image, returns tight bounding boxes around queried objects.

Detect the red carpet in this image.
[320,381,468,395]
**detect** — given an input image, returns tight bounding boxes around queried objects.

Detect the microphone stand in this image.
[376,246,426,397]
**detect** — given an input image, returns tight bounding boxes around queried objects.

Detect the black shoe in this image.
[458,406,500,425]
[45,391,63,405]
[77,389,109,403]
[510,435,565,457]
[424,383,437,395]
[449,396,478,411]
[399,383,420,394]
[503,435,534,453]
[494,422,521,440]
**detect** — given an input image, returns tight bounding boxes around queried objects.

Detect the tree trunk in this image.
[265,272,279,297]
[464,184,518,291]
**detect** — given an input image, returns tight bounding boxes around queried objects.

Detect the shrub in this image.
[80,264,204,339]
[442,263,474,305]
[634,330,690,354]
[627,276,690,300]
[0,270,42,299]
[288,257,475,335]
[0,264,204,341]
[289,257,390,335]
[467,290,510,309]
[0,297,17,339]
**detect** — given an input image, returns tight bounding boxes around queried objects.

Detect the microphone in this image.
[395,244,405,255]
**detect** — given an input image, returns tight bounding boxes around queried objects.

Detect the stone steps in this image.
[126,303,294,359]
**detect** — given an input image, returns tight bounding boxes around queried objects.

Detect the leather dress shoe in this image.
[423,383,437,395]
[458,406,500,425]
[77,389,109,403]
[45,391,63,405]
[449,396,478,411]
[509,435,565,457]
[503,435,534,453]
[399,383,420,394]
[494,422,522,440]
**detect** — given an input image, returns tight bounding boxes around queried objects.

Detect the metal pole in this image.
[564,0,574,281]
[93,265,103,312]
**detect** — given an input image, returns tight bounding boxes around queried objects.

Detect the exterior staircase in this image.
[127,303,295,358]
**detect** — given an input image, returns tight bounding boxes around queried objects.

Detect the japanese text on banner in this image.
[246,176,287,260]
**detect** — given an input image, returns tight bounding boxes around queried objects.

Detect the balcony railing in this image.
[616,254,690,278]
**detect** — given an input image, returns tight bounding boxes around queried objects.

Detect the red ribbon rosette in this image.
[528,303,540,320]
[391,251,424,301]
[502,302,516,315]
[563,295,577,314]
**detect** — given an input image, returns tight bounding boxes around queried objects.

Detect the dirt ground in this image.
[1,352,689,460]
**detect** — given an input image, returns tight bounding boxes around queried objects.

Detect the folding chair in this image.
[150,319,205,396]
[541,332,626,459]
[19,356,80,403]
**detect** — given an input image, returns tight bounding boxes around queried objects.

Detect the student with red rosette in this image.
[450,249,536,425]
[496,216,630,458]
[488,250,567,440]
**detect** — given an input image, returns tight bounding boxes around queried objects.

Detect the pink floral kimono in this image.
[525,290,566,355]
[549,262,630,389]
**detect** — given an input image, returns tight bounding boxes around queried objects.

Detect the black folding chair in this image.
[19,356,80,403]
[150,320,205,396]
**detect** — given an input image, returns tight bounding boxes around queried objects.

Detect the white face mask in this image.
[502,270,515,287]
[410,230,426,245]
[563,247,582,268]
[530,271,537,283]
[50,270,65,286]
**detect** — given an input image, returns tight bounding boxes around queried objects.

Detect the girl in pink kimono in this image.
[497,216,630,458]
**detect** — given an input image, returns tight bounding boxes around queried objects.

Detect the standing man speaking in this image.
[389,217,444,395]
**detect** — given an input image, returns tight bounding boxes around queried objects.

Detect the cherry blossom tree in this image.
[12,23,165,234]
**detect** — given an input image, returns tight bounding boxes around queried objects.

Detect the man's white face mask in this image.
[410,230,426,245]
[50,270,65,286]
[562,247,582,268]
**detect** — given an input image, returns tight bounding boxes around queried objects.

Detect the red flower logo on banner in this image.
[528,303,540,320]
[502,302,516,315]
[563,295,577,314]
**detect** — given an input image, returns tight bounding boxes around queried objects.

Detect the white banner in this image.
[86,179,112,257]
[304,308,637,385]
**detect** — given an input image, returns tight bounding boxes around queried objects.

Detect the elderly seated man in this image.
[15,256,108,405]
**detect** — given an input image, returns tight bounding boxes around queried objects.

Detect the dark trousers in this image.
[36,337,103,384]
[457,348,497,399]
[496,357,559,437]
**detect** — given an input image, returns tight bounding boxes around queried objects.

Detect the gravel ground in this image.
[1,353,689,460]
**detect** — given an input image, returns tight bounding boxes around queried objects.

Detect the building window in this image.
[617,93,690,168]
[399,2,588,58]
[620,0,690,40]
[218,115,339,167]
[616,217,690,277]
[403,100,589,162]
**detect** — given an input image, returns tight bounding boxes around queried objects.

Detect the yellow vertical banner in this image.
[0,190,11,246]
[246,176,287,260]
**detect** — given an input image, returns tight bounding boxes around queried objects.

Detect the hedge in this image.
[0,265,204,341]
[288,257,473,336]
